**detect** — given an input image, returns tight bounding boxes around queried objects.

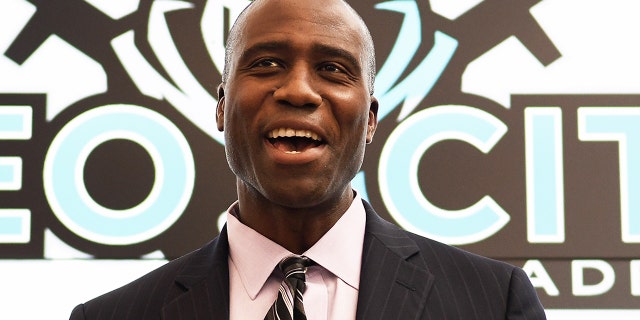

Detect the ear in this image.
[216,84,225,132]
[366,96,378,144]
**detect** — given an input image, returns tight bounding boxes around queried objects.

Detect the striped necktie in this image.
[265,255,311,320]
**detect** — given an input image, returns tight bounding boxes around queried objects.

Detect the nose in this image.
[273,65,322,108]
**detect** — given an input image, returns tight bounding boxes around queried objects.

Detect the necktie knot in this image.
[265,255,312,320]
[280,255,311,283]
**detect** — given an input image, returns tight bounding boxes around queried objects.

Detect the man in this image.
[70,0,546,319]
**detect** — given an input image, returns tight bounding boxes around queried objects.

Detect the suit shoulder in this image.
[405,231,517,274]
[76,238,220,319]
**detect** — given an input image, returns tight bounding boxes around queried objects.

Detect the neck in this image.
[235,183,354,253]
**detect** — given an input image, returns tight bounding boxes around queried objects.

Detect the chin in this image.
[272,184,350,209]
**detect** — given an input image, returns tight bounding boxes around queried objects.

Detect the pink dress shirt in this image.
[227,194,366,320]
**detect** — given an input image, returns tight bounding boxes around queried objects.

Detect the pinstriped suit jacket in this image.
[69,201,546,319]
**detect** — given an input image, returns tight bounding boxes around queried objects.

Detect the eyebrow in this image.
[311,43,362,74]
[238,40,362,73]
[238,41,288,64]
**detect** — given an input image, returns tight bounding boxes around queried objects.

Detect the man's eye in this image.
[252,59,280,68]
[320,64,342,73]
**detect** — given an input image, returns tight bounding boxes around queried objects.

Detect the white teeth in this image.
[267,128,322,141]
[285,128,295,137]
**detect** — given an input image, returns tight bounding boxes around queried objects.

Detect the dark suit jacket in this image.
[70,201,546,319]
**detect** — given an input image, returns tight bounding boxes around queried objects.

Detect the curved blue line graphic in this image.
[378,106,510,244]
[374,1,458,121]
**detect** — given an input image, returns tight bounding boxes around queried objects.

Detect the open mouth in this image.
[267,128,324,154]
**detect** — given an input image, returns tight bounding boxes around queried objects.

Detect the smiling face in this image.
[217,0,378,210]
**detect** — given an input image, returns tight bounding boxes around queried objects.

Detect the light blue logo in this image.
[43,105,195,245]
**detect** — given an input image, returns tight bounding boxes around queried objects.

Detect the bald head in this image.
[221,0,376,95]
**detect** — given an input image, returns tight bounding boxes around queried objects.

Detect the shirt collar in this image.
[227,203,290,300]
[303,194,365,290]
[226,193,366,298]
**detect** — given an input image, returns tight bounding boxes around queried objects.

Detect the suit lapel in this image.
[162,227,231,320]
[356,201,434,319]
